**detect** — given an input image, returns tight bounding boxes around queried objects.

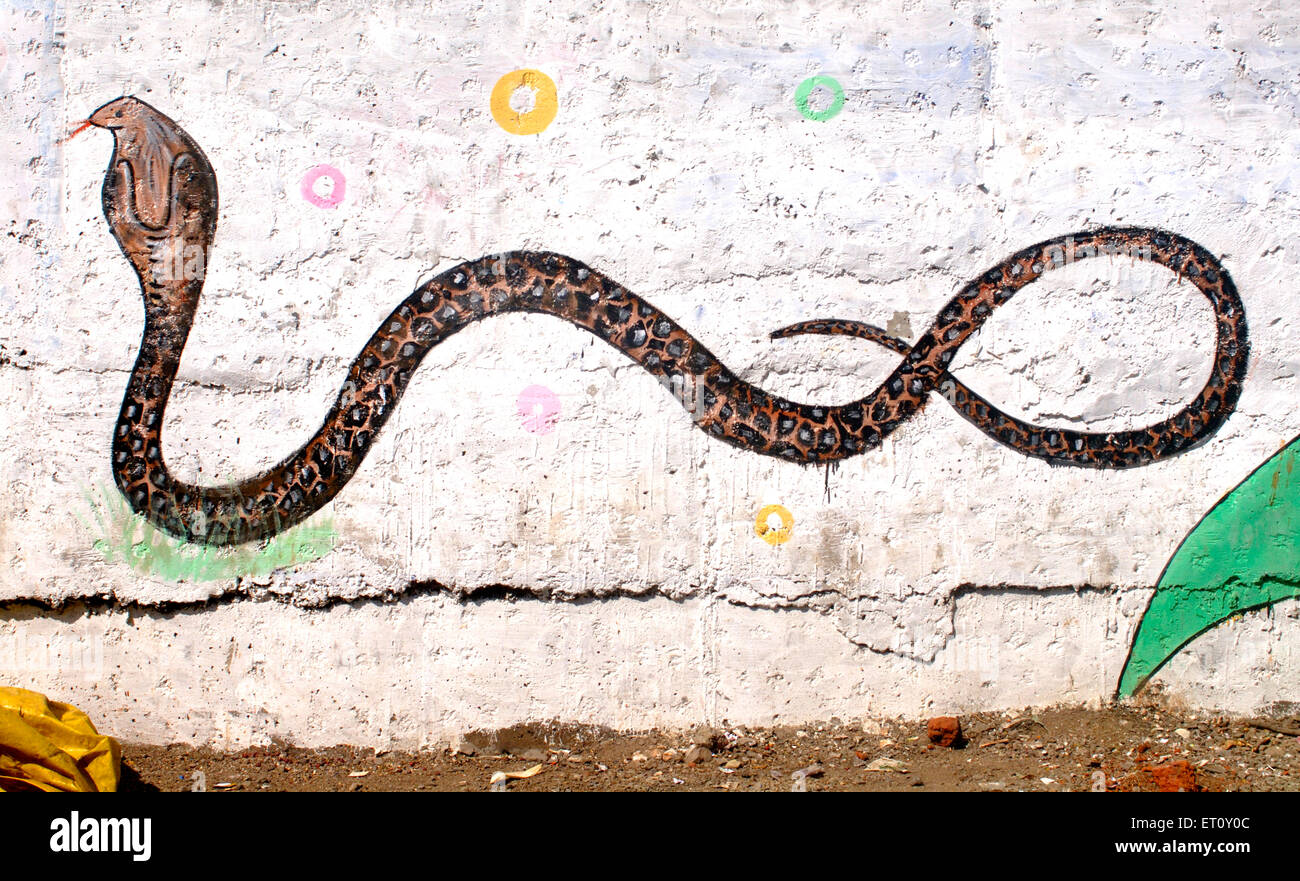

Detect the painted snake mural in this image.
[85,97,1249,546]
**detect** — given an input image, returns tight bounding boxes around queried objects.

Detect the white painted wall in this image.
[1,0,1298,745]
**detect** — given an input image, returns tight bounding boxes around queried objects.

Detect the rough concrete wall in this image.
[1,0,1298,746]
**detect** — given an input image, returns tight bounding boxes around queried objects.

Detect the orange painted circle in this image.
[490,69,558,135]
[754,504,794,545]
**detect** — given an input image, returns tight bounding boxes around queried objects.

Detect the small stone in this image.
[662,749,679,762]
[691,726,720,747]
[927,716,964,748]
[865,757,908,773]
[724,759,743,770]
[631,751,649,762]
[684,745,711,765]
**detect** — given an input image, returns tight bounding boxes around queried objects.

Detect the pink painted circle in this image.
[516,384,561,435]
[300,164,346,208]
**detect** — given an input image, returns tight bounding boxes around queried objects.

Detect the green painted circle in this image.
[794,75,845,122]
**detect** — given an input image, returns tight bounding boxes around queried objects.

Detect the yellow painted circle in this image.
[490,69,558,135]
[754,504,794,545]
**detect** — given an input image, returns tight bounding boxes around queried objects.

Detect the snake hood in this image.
[89,96,218,288]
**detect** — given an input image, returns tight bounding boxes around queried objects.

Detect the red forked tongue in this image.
[63,119,94,143]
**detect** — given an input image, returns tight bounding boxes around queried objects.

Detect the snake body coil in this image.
[87,97,1249,546]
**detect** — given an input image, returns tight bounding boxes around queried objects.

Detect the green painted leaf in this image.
[1118,436,1300,697]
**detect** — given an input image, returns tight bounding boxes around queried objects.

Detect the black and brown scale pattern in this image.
[89,97,1249,547]
[771,227,1249,467]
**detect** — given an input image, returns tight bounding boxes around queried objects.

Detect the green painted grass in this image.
[1118,437,1300,698]
[77,484,337,582]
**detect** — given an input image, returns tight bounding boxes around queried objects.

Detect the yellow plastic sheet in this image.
[0,687,121,792]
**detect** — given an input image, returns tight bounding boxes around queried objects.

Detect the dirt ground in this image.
[120,699,1300,792]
